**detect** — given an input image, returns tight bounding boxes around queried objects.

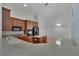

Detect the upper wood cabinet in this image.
[2,7,38,31]
[10,17,25,31]
[26,20,38,29]
[2,7,25,31]
[24,20,38,34]
[2,7,11,31]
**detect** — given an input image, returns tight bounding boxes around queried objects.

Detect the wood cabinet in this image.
[16,35,47,44]
[17,35,28,41]
[2,7,25,31]
[2,7,11,31]
[17,35,33,42]
[10,17,25,31]
[32,36,47,43]
[27,36,32,42]
[2,7,38,31]
[26,20,38,29]
[24,20,38,34]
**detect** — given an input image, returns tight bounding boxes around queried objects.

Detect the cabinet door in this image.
[40,37,43,43]
[33,38,40,43]
[43,36,47,43]
[27,36,32,42]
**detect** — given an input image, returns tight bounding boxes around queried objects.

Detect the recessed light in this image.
[24,4,27,7]
[56,24,61,26]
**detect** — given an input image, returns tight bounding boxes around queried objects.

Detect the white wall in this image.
[72,4,79,45]
[38,16,47,36]
[46,11,72,39]
[10,9,35,21]
[0,3,2,55]
[38,10,72,40]
[0,3,2,39]
[2,4,35,21]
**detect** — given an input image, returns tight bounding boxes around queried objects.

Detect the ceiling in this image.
[2,3,72,19]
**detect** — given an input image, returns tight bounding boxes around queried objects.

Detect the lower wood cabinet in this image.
[16,35,47,44]
[32,36,47,43]
[27,36,32,42]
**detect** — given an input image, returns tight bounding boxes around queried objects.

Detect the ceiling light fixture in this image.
[56,24,61,26]
[24,4,27,7]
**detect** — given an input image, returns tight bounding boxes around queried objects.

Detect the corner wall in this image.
[72,4,79,45]
[0,4,2,39]
[0,3,2,55]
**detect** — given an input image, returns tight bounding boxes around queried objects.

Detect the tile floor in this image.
[1,37,79,56]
